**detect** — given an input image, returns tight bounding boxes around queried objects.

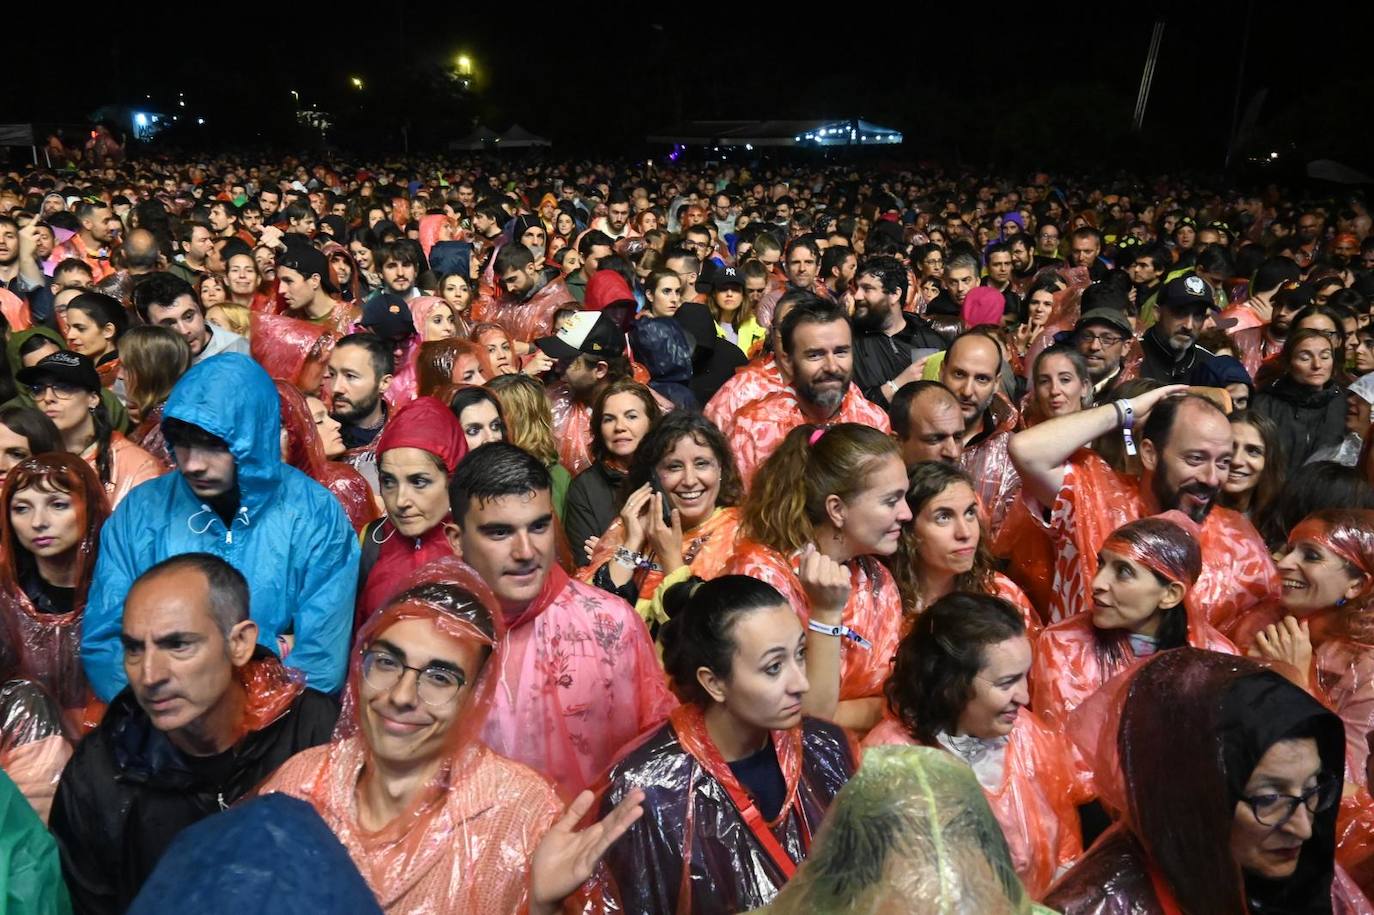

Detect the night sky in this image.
[6,3,1372,171]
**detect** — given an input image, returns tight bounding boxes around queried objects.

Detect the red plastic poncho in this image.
[864,708,1090,898]
[960,394,1022,534]
[470,277,576,345]
[261,557,563,914]
[250,311,336,395]
[1031,448,1278,630]
[703,355,786,437]
[382,296,451,409]
[0,454,110,725]
[276,380,379,534]
[357,398,468,624]
[481,563,678,799]
[993,498,1057,623]
[727,385,892,489]
[723,541,903,705]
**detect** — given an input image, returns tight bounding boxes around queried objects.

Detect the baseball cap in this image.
[359,293,416,341]
[1156,273,1215,313]
[705,265,744,291]
[16,351,101,393]
[534,311,625,363]
[1074,307,1133,338]
[277,245,337,295]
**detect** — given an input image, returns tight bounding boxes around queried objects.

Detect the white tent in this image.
[496,124,551,148]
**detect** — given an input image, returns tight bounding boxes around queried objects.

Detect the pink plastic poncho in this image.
[276,381,379,534]
[702,355,786,437]
[260,557,563,914]
[960,394,1022,534]
[481,562,678,799]
[727,385,892,489]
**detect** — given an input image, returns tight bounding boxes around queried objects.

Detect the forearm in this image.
[801,625,843,721]
[1009,401,1122,506]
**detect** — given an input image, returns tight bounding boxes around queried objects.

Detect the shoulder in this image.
[258,742,333,796]
[801,717,857,766]
[291,688,342,732]
[476,747,561,810]
[604,721,683,789]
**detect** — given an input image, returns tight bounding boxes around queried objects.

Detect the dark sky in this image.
[6,3,1372,170]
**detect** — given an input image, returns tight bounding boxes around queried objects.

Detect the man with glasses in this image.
[52,553,337,913]
[83,353,359,703]
[1035,224,1063,267]
[1072,306,1136,404]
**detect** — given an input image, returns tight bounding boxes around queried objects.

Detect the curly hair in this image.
[621,411,742,510]
[886,462,996,615]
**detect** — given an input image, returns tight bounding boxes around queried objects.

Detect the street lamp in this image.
[456,54,472,75]
[350,76,363,90]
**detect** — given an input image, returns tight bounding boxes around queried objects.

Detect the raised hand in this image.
[529,788,645,914]
[798,543,850,621]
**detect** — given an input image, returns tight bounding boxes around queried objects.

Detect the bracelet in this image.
[1114,399,1138,456]
[613,547,661,572]
[806,618,873,650]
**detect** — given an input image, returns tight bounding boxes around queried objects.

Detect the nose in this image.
[953,514,974,541]
[788,658,810,698]
[1198,462,1222,489]
[510,529,534,562]
[895,499,913,524]
[940,439,961,462]
[1011,680,1030,708]
[29,505,49,531]
[1282,802,1315,841]
[1275,548,1298,573]
[180,447,207,473]
[388,667,421,708]
[139,648,170,688]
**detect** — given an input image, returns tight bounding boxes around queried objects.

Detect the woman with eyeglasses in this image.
[261,559,647,915]
[1044,649,1369,913]
[17,351,161,509]
[1253,327,1348,468]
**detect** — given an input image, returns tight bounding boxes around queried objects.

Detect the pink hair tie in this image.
[809,426,829,446]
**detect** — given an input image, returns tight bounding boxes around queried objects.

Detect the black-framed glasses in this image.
[361,648,466,707]
[1241,775,1339,828]
[1077,331,1126,347]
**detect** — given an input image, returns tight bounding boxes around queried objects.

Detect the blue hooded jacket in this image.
[82,354,359,700]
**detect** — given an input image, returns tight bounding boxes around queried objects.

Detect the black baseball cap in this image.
[277,245,337,295]
[16,351,101,392]
[359,292,415,341]
[534,311,625,362]
[705,264,744,291]
[1156,273,1216,313]
[1074,307,1133,338]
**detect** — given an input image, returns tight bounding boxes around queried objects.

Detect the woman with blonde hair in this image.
[120,325,191,469]
[486,373,571,516]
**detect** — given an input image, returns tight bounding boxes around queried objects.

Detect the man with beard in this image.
[1008,235,1038,291]
[1139,273,1219,384]
[849,256,947,404]
[1072,306,1136,405]
[325,334,393,449]
[0,216,54,324]
[50,200,116,283]
[168,221,216,286]
[727,294,890,486]
[473,243,576,344]
[756,237,825,328]
[890,380,965,470]
[939,331,1021,531]
[592,192,634,240]
[1010,385,1279,630]
[376,240,420,300]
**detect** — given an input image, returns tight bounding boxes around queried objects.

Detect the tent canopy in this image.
[498,124,551,148]
[646,119,903,148]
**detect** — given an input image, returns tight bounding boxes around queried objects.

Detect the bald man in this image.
[889,380,965,470]
[121,228,163,277]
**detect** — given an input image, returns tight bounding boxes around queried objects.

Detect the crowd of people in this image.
[0,149,1373,912]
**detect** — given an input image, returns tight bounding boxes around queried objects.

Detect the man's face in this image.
[457,186,475,208]
[945,266,977,306]
[786,246,817,289]
[500,263,538,297]
[241,209,263,233]
[583,244,612,276]
[1128,255,1160,286]
[121,567,254,739]
[1009,240,1032,271]
[276,265,318,308]
[259,191,280,217]
[1076,322,1127,382]
[289,212,317,236]
[986,251,1012,285]
[173,434,238,500]
[0,222,17,266]
[1070,235,1099,268]
[939,336,1000,429]
[148,294,211,357]
[607,202,630,232]
[899,391,965,468]
[1297,215,1321,242]
[185,226,214,264]
[382,257,416,294]
[785,320,853,416]
[1156,304,1206,354]
[83,206,114,242]
[208,205,231,232]
[1036,226,1060,256]
[326,345,389,424]
[1142,401,1232,523]
[447,489,556,613]
[521,226,546,258]
[714,196,731,219]
[852,273,897,332]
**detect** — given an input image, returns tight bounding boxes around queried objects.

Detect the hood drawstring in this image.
[187,504,252,544]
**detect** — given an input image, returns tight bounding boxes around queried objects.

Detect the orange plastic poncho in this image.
[259,557,564,914]
[993,498,1057,622]
[727,385,892,489]
[80,433,164,511]
[470,277,576,345]
[960,395,1022,534]
[250,311,337,395]
[722,540,902,705]
[481,562,677,799]
[578,506,741,627]
[1032,448,1278,630]
[702,355,786,437]
[863,708,1090,898]
[276,381,379,534]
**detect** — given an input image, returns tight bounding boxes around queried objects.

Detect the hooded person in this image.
[1310,373,1374,467]
[1031,512,1237,726]
[759,746,1055,915]
[356,397,468,626]
[628,316,698,410]
[249,311,336,396]
[584,269,635,314]
[1045,648,1371,914]
[2,326,130,433]
[276,381,379,535]
[962,285,1008,329]
[128,794,381,915]
[81,353,361,701]
[259,558,645,915]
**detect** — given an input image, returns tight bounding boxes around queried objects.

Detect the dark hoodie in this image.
[630,317,697,410]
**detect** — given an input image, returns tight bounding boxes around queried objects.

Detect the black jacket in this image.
[49,666,338,915]
[1138,325,1215,385]
[565,461,627,566]
[853,313,949,404]
[1253,375,1348,468]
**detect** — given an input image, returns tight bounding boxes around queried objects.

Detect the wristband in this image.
[807,618,873,650]
[1114,398,1137,456]
[613,547,661,572]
